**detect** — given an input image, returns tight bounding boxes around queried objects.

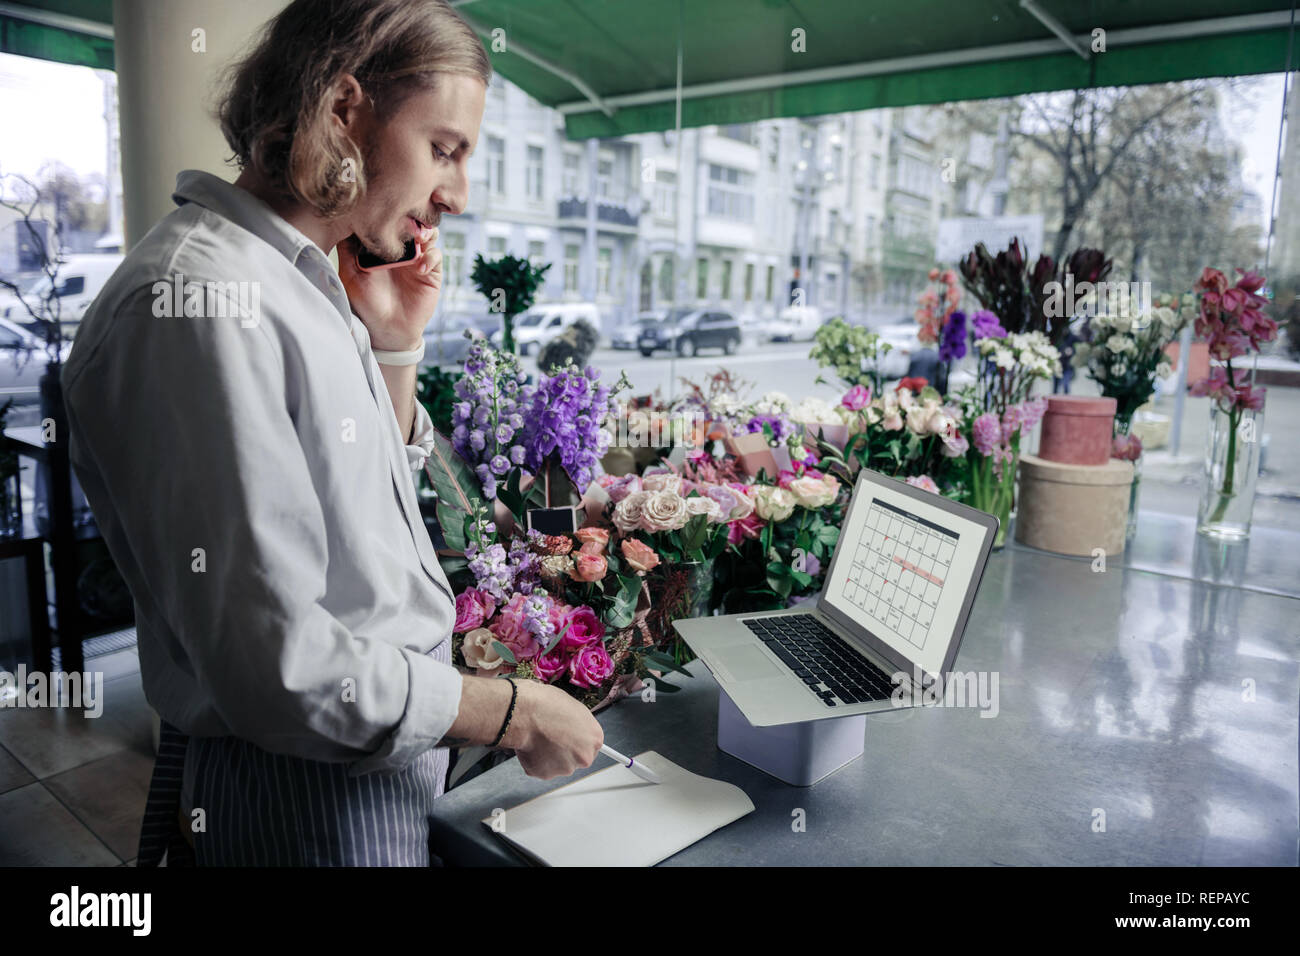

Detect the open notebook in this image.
[481,751,755,866]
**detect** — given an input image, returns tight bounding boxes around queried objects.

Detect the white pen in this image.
[599,744,661,784]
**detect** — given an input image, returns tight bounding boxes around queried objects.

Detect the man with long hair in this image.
[63,0,602,866]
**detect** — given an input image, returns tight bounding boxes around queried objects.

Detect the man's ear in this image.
[330,72,369,135]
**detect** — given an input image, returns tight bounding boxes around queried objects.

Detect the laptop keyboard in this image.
[743,614,898,707]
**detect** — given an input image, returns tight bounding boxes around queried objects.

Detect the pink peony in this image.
[488,594,543,661]
[453,588,496,633]
[842,384,872,410]
[559,605,605,652]
[906,475,940,494]
[568,643,615,689]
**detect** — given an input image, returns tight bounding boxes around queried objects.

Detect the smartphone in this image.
[355,237,423,272]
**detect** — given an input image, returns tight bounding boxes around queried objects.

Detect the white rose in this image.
[640,490,690,532]
[754,486,796,522]
[684,495,724,522]
[1106,334,1129,354]
[462,628,506,672]
[994,348,1015,369]
[613,490,650,534]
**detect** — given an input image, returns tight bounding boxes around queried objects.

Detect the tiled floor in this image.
[0,647,151,866]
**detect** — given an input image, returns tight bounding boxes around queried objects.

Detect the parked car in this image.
[3,254,125,341]
[0,315,66,408]
[763,305,823,342]
[638,309,742,357]
[869,320,924,380]
[610,311,660,350]
[421,312,480,368]
[489,302,600,355]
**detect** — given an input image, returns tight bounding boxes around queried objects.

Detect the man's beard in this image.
[355,142,407,263]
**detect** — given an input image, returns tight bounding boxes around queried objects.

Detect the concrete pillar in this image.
[113,0,287,249]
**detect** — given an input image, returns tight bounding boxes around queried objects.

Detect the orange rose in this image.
[620,539,661,574]
[575,527,610,553]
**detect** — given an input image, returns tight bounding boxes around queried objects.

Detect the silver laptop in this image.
[676,469,999,727]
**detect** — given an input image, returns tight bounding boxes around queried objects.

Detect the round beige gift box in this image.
[1015,454,1134,557]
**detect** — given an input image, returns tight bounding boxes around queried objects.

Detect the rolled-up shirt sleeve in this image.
[405,395,437,474]
[63,285,462,774]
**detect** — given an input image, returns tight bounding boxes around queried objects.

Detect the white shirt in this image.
[62,170,463,777]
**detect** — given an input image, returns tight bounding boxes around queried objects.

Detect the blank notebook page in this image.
[480,750,755,866]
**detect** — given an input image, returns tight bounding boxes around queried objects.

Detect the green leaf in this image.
[491,640,517,665]
[424,430,484,552]
[543,619,573,656]
[640,650,692,678]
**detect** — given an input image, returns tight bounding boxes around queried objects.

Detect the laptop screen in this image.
[820,474,992,677]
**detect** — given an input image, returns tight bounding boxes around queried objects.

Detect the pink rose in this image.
[575,526,610,554]
[1111,434,1143,462]
[559,605,605,652]
[620,538,661,574]
[532,648,569,683]
[453,588,496,633]
[569,550,608,583]
[488,594,543,661]
[842,384,872,410]
[568,643,615,689]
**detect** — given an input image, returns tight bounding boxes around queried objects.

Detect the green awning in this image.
[0,0,113,70]
[451,0,1296,139]
[3,0,1295,135]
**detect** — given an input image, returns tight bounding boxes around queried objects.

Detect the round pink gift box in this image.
[1037,395,1117,466]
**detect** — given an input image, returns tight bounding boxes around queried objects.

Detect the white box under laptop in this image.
[676,469,999,785]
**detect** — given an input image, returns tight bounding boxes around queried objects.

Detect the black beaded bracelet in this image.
[490,677,519,748]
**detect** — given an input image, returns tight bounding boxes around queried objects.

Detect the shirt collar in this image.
[171,169,352,323]
[171,169,330,270]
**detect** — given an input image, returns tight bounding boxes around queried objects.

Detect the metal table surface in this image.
[429,516,1300,866]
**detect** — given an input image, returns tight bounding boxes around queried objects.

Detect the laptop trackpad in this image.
[714,645,782,682]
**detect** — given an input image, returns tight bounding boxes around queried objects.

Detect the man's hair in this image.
[215,0,491,218]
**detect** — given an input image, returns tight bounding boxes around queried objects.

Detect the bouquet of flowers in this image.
[1073,293,1193,430]
[1189,268,1275,528]
[819,379,964,484]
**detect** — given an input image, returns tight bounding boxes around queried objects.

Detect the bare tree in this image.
[0,172,69,365]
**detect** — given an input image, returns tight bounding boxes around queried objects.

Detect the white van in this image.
[490,302,601,355]
[763,304,824,342]
[2,254,125,341]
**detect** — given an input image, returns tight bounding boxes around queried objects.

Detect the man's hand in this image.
[503,679,605,780]
[338,226,442,351]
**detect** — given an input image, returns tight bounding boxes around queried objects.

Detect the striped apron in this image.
[136,641,452,867]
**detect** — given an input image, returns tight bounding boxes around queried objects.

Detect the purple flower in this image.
[939,310,968,362]
[972,310,1007,340]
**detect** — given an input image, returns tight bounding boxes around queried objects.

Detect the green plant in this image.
[468,253,550,355]
[808,316,891,395]
[415,364,463,436]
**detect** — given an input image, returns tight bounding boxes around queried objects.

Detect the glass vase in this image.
[1114,415,1141,543]
[1196,401,1264,540]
